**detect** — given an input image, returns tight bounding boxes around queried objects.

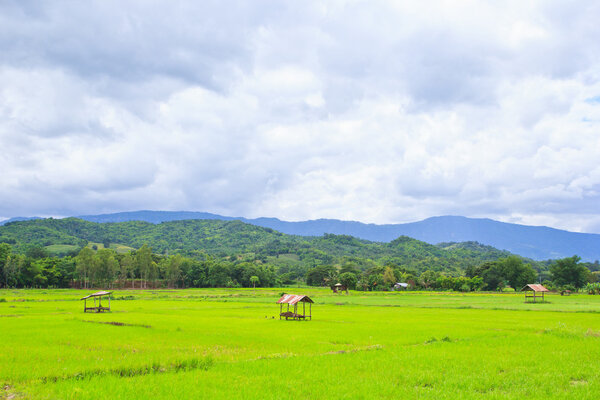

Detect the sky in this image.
[1,0,600,233]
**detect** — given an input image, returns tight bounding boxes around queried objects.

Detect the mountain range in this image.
[2,211,598,261]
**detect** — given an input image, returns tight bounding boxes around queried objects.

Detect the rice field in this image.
[1,288,600,399]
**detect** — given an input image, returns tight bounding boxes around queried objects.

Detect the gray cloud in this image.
[1,0,600,233]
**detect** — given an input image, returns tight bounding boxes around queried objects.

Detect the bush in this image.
[0,298,6,303]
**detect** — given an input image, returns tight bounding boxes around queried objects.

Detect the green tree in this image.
[250,275,259,294]
[33,273,48,288]
[25,246,49,259]
[499,256,536,291]
[339,272,357,292]
[306,265,337,286]
[469,276,485,291]
[3,254,23,288]
[120,253,135,288]
[136,244,153,289]
[550,256,589,289]
[94,249,119,288]
[419,270,438,289]
[367,273,384,291]
[76,247,94,288]
[0,243,11,288]
[166,255,183,288]
[383,266,396,288]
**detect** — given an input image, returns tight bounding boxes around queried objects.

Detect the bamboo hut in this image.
[81,291,112,312]
[277,294,313,320]
[521,284,548,303]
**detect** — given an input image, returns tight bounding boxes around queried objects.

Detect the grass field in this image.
[2,288,600,399]
[43,244,80,256]
[83,242,135,254]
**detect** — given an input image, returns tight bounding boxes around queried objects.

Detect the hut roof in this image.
[277,294,314,305]
[81,291,112,300]
[334,283,343,287]
[521,284,549,292]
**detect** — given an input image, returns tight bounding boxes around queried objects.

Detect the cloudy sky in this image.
[1,1,600,232]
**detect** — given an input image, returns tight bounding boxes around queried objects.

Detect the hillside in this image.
[0,218,518,274]
[28,211,597,261]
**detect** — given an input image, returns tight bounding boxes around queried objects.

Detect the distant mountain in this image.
[0,216,42,226]
[4,210,599,261]
[0,217,515,275]
[72,211,599,261]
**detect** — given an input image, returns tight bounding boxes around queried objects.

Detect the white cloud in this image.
[1,0,600,232]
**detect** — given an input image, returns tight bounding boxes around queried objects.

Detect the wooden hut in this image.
[277,294,313,320]
[81,291,112,312]
[521,284,548,303]
[332,283,347,294]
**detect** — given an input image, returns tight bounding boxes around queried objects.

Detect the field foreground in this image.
[1,288,600,399]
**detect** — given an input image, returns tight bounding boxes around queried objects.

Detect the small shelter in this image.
[332,283,347,294]
[277,294,313,320]
[394,282,409,291]
[521,284,548,303]
[81,291,112,312]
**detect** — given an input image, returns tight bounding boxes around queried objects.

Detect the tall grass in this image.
[1,288,600,399]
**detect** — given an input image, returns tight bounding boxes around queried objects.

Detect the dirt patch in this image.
[81,320,151,328]
[42,357,214,383]
[570,379,588,386]
[323,344,383,355]
[3,384,19,400]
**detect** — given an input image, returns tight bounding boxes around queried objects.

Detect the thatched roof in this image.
[277,294,314,305]
[521,284,549,292]
[81,291,112,300]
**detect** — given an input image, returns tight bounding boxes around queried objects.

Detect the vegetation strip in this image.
[1,219,597,294]
[41,357,214,383]
[323,344,383,355]
[81,320,152,328]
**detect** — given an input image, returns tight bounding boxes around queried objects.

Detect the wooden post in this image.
[280,303,282,320]
[84,299,86,312]
[303,301,305,319]
[309,303,312,320]
[108,295,111,311]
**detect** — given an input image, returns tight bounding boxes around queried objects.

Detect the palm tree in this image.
[250,275,259,295]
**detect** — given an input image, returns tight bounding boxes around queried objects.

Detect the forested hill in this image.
[12,210,592,261]
[0,218,519,275]
[2,211,597,260]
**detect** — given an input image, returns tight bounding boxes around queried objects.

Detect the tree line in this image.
[305,255,599,292]
[0,243,278,289]
[0,242,597,292]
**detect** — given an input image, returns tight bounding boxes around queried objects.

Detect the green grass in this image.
[109,243,135,254]
[1,288,600,399]
[44,244,79,255]
[85,242,134,254]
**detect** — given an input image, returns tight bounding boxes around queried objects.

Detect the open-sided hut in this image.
[277,294,313,320]
[332,283,347,294]
[521,284,548,303]
[81,291,112,312]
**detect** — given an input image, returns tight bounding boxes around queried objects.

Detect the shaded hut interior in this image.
[277,294,313,320]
